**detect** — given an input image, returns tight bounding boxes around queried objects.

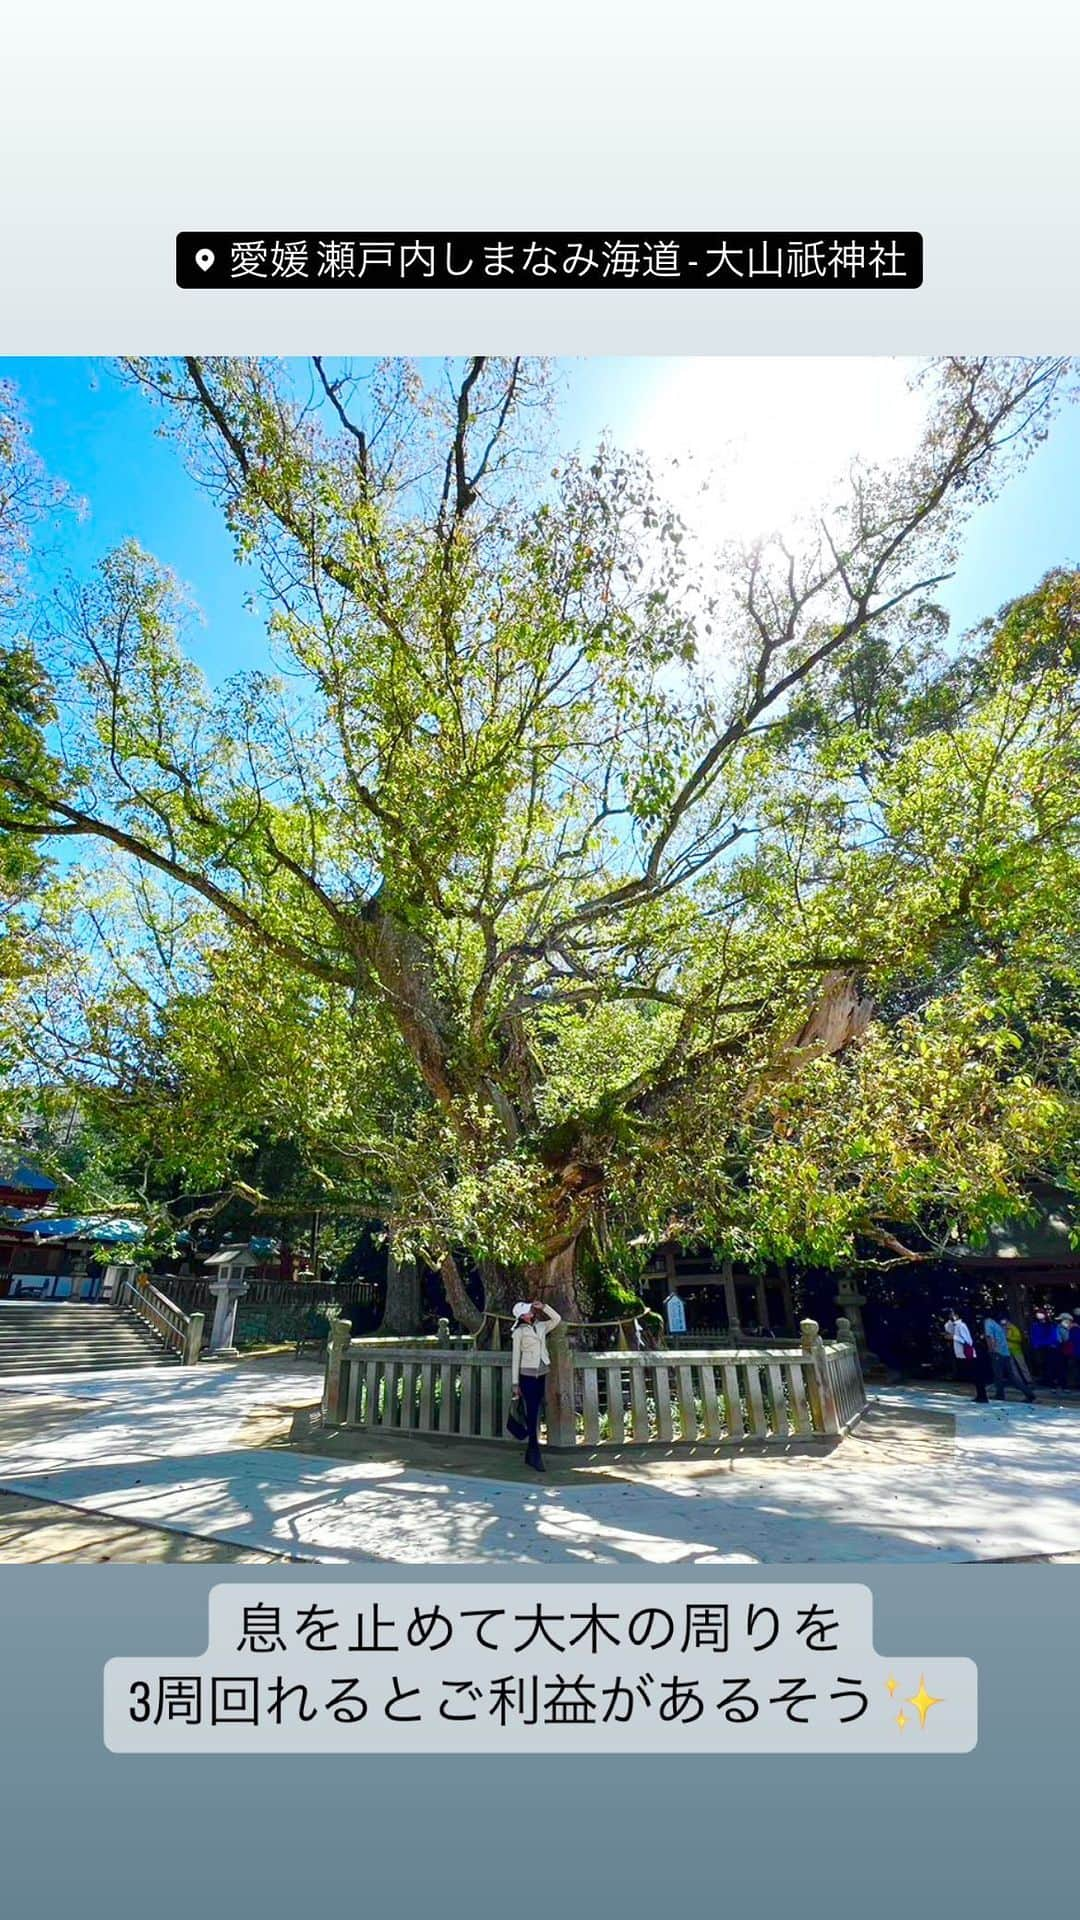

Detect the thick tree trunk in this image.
[439,1251,484,1334]
[525,1241,584,1324]
[481,1240,586,1327]
[526,1242,583,1448]
[378,1237,422,1335]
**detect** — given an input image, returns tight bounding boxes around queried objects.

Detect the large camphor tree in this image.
[1,355,1079,1328]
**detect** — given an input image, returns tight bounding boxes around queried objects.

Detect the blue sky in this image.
[2,356,1077,681]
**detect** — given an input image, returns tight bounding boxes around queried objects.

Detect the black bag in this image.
[506,1389,528,1440]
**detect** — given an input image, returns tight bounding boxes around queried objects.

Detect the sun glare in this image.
[632,357,928,546]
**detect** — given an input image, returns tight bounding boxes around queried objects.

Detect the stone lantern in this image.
[203,1244,259,1359]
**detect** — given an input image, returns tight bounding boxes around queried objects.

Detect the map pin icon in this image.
[195,247,215,272]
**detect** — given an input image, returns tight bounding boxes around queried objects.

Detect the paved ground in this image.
[0,1491,282,1562]
[2,1357,1080,1563]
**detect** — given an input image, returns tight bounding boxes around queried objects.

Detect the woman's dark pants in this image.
[519,1374,545,1469]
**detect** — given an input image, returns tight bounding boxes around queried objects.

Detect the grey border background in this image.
[1,1562,1075,1917]
[3,4,1079,350]
[3,8,1079,1907]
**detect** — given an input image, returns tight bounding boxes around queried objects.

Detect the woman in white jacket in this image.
[510,1300,562,1472]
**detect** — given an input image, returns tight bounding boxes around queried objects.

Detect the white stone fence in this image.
[322,1317,866,1449]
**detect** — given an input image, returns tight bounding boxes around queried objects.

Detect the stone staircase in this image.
[0,1302,179,1377]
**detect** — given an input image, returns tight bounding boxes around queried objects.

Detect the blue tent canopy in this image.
[0,1161,56,1194]
[0,1214,146,1244]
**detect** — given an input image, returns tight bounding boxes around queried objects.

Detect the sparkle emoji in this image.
[907,1675,943,1728]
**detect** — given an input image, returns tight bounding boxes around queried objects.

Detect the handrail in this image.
[138,1276,188,1320]
[116,1273,204,1366]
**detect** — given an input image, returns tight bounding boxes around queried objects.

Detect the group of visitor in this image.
[1027,1308,1080,1387]
[943,1303,1080,1403]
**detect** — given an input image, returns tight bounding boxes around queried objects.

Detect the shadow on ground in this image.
[2,1366,1078,1566]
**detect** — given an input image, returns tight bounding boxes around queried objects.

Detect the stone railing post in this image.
[799,1317,819,1354]
[805,1321,841,1436]
[833,1318,866,1421]
[545,1325,577,1449]
[182,1312,204,1367]
[799,1320,822,1443]
[324,1316,352,1425]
